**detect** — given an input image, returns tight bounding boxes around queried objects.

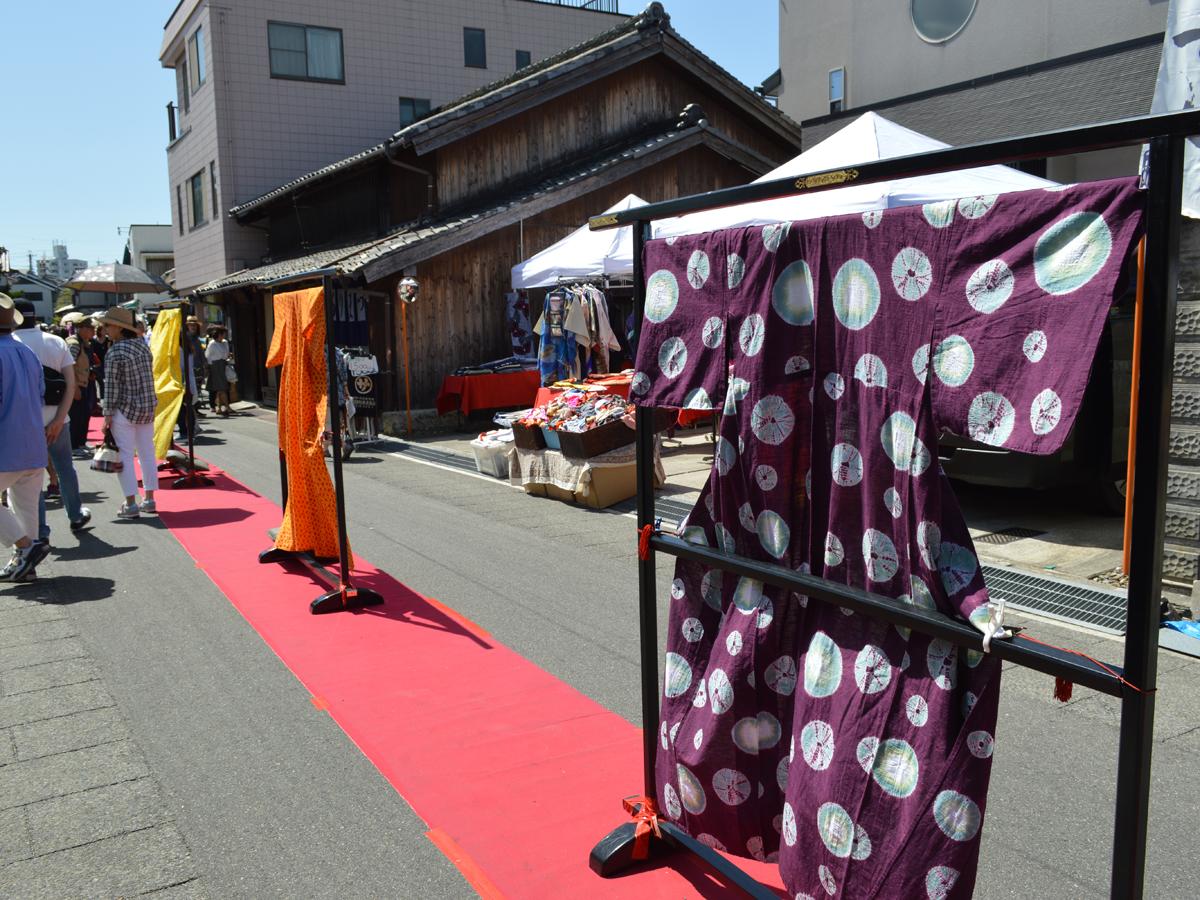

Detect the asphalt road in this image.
[4,410,1199,898]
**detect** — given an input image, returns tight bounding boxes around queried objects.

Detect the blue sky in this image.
[0,1,778,273]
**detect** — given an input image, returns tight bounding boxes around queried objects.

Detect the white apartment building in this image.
[778,0,1167,180]
[123,224,176,306]
[159,0,625,292]
[37,242,88,282]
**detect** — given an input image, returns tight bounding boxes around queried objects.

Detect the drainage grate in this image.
[611,494,698,526]
[981,565,1127,634]
[975,527,1048,545]
[380,439,480,474]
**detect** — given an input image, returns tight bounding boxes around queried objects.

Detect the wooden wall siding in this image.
[379,149,762,409]
[434,59,796,210]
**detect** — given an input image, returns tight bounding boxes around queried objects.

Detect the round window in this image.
[911,0,977,43]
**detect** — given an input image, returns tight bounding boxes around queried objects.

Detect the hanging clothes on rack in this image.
[631,178,1144,898]
[507,290,533,356]
[536,288,578,385]
[563,283,621,375]
[266,287,344,560]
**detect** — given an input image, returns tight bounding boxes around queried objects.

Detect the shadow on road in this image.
[157,507,254,529]
[4,574,116,605]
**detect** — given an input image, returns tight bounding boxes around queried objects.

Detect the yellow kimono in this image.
[151,308,185,459]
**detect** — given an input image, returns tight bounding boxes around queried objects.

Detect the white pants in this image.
[0,468,43,547]
[109,411,159,498]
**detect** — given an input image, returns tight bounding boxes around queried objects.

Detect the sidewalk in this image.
[0,588,204,897]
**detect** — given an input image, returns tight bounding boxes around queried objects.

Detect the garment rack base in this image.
[171,472,214,489]
[257,540,383,615]
[589,815,777,898]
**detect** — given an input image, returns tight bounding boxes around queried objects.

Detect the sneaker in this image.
[70,509,92,531]
[139,499,157,515]
[117,502,140,519]
[0,550,20,581]
[8,541,50,582]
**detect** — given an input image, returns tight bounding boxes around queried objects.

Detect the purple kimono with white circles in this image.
[633,178,1144,899]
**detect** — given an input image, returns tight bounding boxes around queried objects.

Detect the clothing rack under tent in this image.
[585,108,1193,899]
[256,268,384,615]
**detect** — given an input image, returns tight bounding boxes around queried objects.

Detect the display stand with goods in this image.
[257,269,383,616]
[582,110,1188,900]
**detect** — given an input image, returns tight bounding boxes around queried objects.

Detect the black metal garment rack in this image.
[585,108,1194,899]
[256,269,383,615]
[172,298,214,490]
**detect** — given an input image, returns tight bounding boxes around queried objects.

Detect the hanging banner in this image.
[1147,0,1200,217]
[331,288,383,346]
[349,370,379,413]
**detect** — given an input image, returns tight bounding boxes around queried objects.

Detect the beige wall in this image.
[779,0,1168,123]
[162,0,624,291]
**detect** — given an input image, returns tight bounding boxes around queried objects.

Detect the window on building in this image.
[399,97,431,127]
[268,21,344,82]
[829,67,845,114]
[188,25,206,91]
[515,49,531,70]
[464,28,486,69]
[210,161,218,219]
[911,0,977,44]
[176,55,190,114]
[176,185,184,235]
[189,171,206,229]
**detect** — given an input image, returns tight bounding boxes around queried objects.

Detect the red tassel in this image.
[637,524,654,560]
[1053,677,1074,702]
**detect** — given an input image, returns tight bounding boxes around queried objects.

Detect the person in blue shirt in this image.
[0,293,50,583]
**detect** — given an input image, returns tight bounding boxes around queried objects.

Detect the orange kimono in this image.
[265,287,344,560]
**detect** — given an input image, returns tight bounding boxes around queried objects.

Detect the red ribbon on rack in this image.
[622,795,662,860]
[637,524,655,560]
[1020,633,1155,702]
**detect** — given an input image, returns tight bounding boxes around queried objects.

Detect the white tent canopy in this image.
[511,194,646,289]
[652,111,1056,238]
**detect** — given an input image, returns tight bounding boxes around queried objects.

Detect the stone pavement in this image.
[0,590,203,898]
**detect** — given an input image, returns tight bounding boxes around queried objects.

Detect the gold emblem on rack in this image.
[795,168,859,190]
[589,214,619,229]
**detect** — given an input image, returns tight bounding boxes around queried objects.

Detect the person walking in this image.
[205,325,232,416]
[99,308,159,519]
[0,294,50,583]
[65,313,98,452]
[12,301,91,542]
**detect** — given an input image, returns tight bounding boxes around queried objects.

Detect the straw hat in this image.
[60,311,84,325]
[186,315,201,325]
[97,307,137,331]
[0,292,24,329]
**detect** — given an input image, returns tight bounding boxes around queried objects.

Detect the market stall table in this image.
[435,369,541,416]
[509,440,665,509]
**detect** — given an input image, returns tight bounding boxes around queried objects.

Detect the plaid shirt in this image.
[102,338,157,425]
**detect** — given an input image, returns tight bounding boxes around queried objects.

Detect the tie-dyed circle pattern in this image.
[629,179,1144,899]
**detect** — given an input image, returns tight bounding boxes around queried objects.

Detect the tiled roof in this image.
[228,3,798,221]
[192,239,381,296]
[199,120,735,295]
[227,144,388,218]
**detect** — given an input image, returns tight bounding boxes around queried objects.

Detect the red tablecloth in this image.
[435,370,541,416]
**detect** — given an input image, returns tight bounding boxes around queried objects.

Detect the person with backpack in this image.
[12,301,91,541]
[0,294,50,583]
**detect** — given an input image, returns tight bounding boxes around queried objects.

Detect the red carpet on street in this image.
[121,431,783,897]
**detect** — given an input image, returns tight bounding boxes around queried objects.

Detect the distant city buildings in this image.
[36,242,88,282]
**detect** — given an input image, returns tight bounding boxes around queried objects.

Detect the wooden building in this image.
[195,3,801,423]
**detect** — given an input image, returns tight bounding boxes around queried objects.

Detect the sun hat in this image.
[60,311,84,325]
[0,292,24,329]
[97,307,137,331]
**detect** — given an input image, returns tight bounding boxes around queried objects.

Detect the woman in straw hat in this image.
[98,308,159,518]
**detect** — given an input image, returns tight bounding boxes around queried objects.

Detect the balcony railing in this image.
[527,0,620,12]
[166,102,180,143]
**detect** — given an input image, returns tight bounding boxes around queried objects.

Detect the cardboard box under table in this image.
[509,441,665,509]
